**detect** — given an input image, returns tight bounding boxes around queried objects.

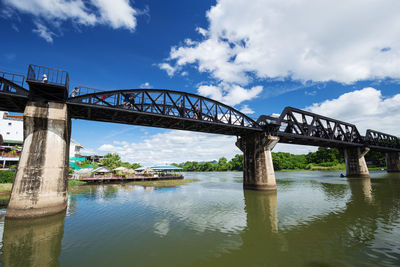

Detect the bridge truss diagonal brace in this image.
[344,147,370,178]
[386,152,400,172]
[236,133,280,191]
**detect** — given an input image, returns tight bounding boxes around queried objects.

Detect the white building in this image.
[0,111,23,144]
[0,111,23,167]
[70,138,84,158]
[0,111,84,167]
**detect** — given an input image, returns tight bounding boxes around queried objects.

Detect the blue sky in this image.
[1,0,400,165]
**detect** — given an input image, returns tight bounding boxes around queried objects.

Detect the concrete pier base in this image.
[6,102,70,219]
[236,133,279,191]
[386,152,400,172]
[344,147,370,178]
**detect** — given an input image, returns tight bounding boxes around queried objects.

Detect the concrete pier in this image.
[386,152,400,172]
[6,101,71,219]
[344,147,370,178]
[236,133,279,191]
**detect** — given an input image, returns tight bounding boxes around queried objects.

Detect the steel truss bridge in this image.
[0,67,399,152]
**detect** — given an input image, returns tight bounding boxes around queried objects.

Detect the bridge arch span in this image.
[68,88,262,135]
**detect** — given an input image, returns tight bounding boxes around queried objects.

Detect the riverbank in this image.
[0,180,88,194]
[0,183,12,194]
[0,179,201,194]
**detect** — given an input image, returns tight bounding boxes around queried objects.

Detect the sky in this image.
[1,0,400,165]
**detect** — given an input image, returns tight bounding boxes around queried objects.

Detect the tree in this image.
[100,153,122,169]
[217,157,229,171]
[229,154,243,171]
[131,163,141,170]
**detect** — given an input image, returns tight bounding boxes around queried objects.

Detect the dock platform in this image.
[77,174,184,183]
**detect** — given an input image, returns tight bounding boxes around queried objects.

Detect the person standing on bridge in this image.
[71,87,79,97]
[194,104,199,119]
[178,100,184,117]
[42,74,48,83]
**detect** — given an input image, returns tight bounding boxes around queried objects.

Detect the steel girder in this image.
[0,75,399,151]
[0,76,28,113]
[67,88,261,135]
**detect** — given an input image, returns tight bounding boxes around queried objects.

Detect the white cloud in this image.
[96,130,241,165]
[91,0,137,31]
[306,87,400,136]
[3,0,140,40]
[161,0,400,85]
[140,82,151,88]
[32,21,55,43]
[197,83,262,106]
[158,63,177,77]
[240,105,254,115]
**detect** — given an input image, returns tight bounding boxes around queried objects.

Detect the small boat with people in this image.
[75,165,184,183]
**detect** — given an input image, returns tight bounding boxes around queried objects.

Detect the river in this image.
[0,171,400,266]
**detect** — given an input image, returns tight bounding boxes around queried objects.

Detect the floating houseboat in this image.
[77,165,183,183]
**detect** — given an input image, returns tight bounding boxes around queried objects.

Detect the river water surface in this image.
[0,171,400,266]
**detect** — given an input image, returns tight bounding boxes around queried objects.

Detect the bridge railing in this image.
[0,72,25,87]
[70,86,105,97]
[27,64,69,89]
[270,107,363,144]
[365,129,400,149]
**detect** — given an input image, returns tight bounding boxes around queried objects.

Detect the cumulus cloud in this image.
[306,87,400,136]
[91,0,137,31]
[97,130,241,165]
[240,105,254,115]
[3,0,140,41]
[158,63,177,77]
[197,83,262,106]
[160,0,400,104]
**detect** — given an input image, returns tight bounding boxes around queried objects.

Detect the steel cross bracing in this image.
[365,129,400,151]
[257,107,400,152]
[67,88,261,135]
[0,75,29,113]
[0,74,399,151]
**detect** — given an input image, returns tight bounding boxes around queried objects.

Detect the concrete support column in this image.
[386,152,400,172]
[6,101,71,219]
[236,133,279,191]
[344,147,370,178]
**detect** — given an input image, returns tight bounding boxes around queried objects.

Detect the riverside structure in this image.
[0,64,399,218]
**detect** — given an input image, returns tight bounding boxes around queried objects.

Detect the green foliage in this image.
[100,153,122,169]
[131,163,141,169]
[78,160,99,169]
[365,151,386,166]
[68,180,87,186]
[98,153,141,170]
[272,152,307,170]
[0,170,15,183]
[69,167,75,174]
[176,155,243,172]
[177,147,348,172]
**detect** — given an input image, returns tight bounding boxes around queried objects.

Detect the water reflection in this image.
[0,212,66,267]
[1,172,399,266]
[212,174,400,266]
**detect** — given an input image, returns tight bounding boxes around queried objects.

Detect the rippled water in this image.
[0,171,400,266]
